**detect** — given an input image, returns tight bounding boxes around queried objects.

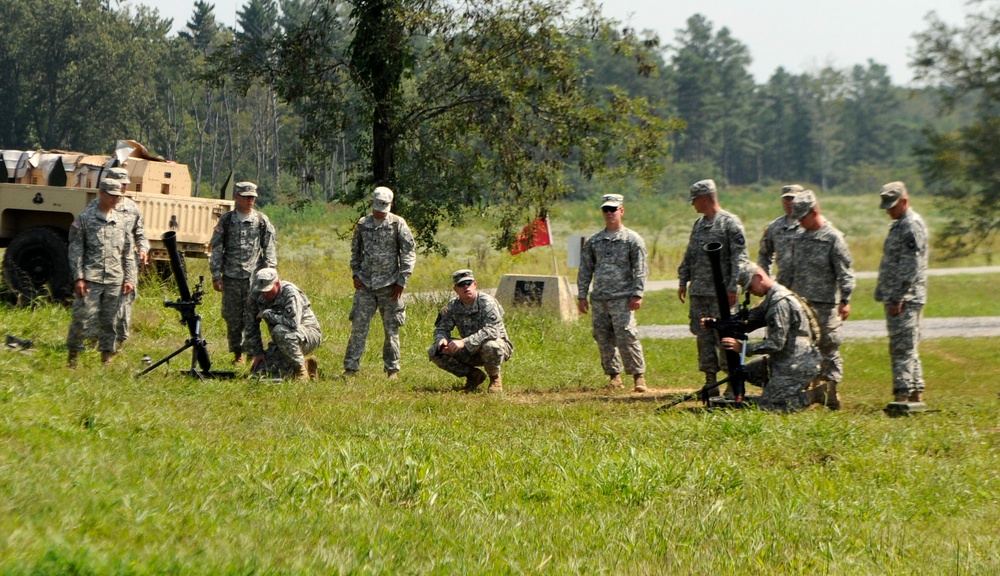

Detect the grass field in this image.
[1,190,998,574]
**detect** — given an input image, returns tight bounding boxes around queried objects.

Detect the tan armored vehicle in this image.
[0,140,234,300]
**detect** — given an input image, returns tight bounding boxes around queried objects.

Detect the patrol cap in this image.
[452,269,475,286]
[253,267,279,292]
[99,179,124,196]
[735,260,760,290]
[879,181,907,210]
[688,179,717,202]
[373,186,394,211]
[780,184,803,198]
[790,190,817,219]
[235,182,258,197]
[106,167,131,185]
[600,194,623,209]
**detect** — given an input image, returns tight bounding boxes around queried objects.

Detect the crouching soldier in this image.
[429,269,513,393]
[705,262,821,412]
[245,268,321,380]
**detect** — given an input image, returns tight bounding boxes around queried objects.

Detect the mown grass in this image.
[1,191,998,574]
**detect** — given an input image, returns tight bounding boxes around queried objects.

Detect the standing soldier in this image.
[787,191,855,409]
[343,186,416,379]
[245,268,321,380]
[875,182,929,403]
[430,269,512,393]
[757,184,803,285]
[577,193,649,393]
[101,167,149,351]
[209,182,278,364]
[677,179,750,397]
[66,179,137,367]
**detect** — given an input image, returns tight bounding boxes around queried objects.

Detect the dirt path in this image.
[639,316,1000,340]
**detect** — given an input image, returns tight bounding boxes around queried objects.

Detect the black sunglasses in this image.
[602,205,619,213]
[456,280,474,288]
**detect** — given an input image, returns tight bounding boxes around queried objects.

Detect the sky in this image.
[133,0,970,85]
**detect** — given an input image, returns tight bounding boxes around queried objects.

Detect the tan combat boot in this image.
[633,373,647,393]
[101,350,115,365]
[67,350,79,369]
[606,373,624,390]
[463,369,487,392]
[487,373,503,394]
[704,372,719,397]
[296,363,309,381]
[908,391,924,403]
[234,353,245,365]
[306,356,319,380]
[893,391,910,402]
[387,370,399,381]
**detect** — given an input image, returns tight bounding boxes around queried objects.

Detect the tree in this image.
[215,0,669,252]
[913,2,1000,256]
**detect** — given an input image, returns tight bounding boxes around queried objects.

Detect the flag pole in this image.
[547,214,559,276]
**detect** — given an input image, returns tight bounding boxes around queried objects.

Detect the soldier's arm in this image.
[396,219,417,287]
[432,303,457,344]
[261,289,303,330]
[888,224,922,301]
[677,225,696,286]
[349,219,364,278]
[630,234,648,297]
[133,207,150,255]
[263,217,278,268]
[243,299,265,356]
[726,217,749,294]
[576,237,595,300]
[123,230,137,286]
[757,226,773,275]
[833,235,855,303]
[209,215,227,280]
[747,302,791,356]
[68,217,85,281]
[464,298,505,348]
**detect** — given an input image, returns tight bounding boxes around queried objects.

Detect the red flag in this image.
[510,216,551,255]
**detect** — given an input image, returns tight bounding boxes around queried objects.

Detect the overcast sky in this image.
[133,0,970,84]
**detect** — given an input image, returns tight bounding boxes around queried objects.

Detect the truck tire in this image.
[2,226,72,303]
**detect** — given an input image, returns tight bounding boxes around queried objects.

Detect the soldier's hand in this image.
[446,339,466,354]
[213,279,224,292]
[390,284,404,300]
[352,276,363,290]
[577,298,589,315]
[677,286,686,304]
[720,337,738,351]
[838,302,851,320]
[437,339,450,354]
[889,302,904,316]
[700,317,714,331]
[74,279,88,298]
[629,296,642,311]
[728,291,738,308]
[251,354,265,371]
[123,282,135,295]
[139,251,149,266]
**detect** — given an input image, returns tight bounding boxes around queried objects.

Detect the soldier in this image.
[709,263,821,413]
[343,186,416,379]
[757,184,803,285]
[677,179,750,396]
[787,190,855,410]
[209,181,278,364]
[576,193,649,393]
[430,269,512,393]
[100,167,149,351]
[66,179,137,368]
[875,182,929,403]
[245,268,321,380]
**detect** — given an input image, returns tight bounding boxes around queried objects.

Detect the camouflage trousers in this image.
[590,298,645,376]
[115,288,137,342]
[809,301,844,384]
[67,282,122,353]
[428,338,511,379]
[744,354,818,413]
[345,285,405,372]
[221,275,252,354]
[688,295,726,374]
[885,303,925,395]
[257,323,322,378]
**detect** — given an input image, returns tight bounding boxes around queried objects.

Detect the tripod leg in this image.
[136,341,195,377]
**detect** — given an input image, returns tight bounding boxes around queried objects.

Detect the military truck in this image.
[0,140,234,301]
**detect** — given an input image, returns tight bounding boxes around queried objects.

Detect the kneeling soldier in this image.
[429,269,513,393]
[245,268,321,380]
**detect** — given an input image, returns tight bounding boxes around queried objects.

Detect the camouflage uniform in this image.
[209,209,278,354]
[757,214,800,285]
[66,204,137,353]
[875,209,928,396]
[678,210,749,374]
[245,281,321,377]
[429,293,512,380]
[787,221,855,383]
[577,226,648,376]
[743,283,821,412]
[345,212,416,373]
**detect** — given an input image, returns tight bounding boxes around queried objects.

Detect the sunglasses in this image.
[455,280,474,288]
[602,206,619,213]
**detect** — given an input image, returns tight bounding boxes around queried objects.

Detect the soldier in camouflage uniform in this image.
[245,268,321,380]
[787,190,855,410]
[874,182,929,403]
[577,194,649,393]
[98,167,149,350]
[344,186,416,379]
[757,184,803,285]
[713,262,821,413]
[66,179,137,368]
[678,179,750,396]
[430,269,512,393]
[209,182,278,364]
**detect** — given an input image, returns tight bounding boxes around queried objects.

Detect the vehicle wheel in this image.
[2,226,72,303]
